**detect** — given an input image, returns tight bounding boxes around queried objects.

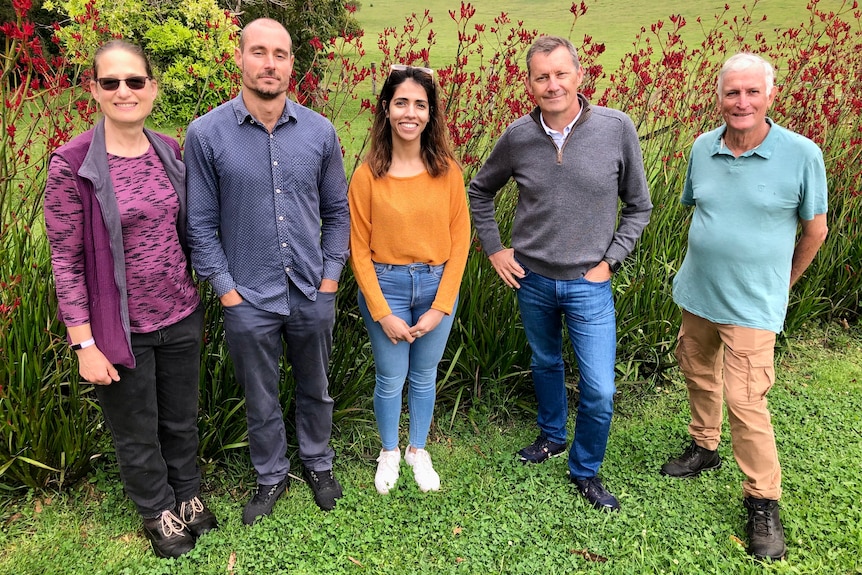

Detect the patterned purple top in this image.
[45,146,199,333]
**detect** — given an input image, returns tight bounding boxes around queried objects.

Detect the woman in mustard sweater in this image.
[349,65,470,494]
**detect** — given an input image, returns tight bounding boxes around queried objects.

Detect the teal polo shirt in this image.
[672,119,828,333]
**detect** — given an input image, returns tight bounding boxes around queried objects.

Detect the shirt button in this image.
[285,267,291,273]
[273,161,278,166]
[275,189,281,194]
[281,242,287,247]
[278,216,284,221]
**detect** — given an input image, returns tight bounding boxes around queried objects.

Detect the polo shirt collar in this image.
[713,117,777,159]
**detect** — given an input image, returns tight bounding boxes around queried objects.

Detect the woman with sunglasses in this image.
[43,40,216,558]
[349,65,470,494]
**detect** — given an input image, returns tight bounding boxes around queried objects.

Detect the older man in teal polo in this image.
[661,53,828,561]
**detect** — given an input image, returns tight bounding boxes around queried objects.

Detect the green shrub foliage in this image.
[47,0,240,125]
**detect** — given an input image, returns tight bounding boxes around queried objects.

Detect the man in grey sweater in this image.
[468,35,652,511]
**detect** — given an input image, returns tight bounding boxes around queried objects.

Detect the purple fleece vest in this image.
[51,125,182,367]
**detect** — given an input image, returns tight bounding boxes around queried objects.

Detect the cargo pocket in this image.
[745,348,775,402]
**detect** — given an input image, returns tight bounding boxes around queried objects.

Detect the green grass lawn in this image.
[356,0,807,77]
[1,323,860,574]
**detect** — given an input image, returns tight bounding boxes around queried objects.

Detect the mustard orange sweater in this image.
[348,159,471,321]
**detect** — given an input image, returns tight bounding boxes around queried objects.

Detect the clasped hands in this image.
[378,309,445,345]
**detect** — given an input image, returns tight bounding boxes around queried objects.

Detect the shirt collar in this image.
[231,91,296,127]
[539,109,581,138]
[712,117,777,159]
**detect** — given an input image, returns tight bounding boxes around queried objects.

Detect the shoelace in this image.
[308,470,335,488]
[411,449,433,470]
[377,451,400,471]
[579,476,606,495]
[751,509,773,536]
[254,483,281,502]
[179,496,204,523]
[682,443,700,459]
[532,438,561,454]
[159,510,188,538]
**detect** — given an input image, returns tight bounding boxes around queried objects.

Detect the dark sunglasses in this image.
[95,76,151,91]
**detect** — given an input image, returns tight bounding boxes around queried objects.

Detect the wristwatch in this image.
[603,258,622,273]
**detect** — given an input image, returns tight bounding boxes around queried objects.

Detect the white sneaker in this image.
[375,448,401,494]
[404,447,440,492]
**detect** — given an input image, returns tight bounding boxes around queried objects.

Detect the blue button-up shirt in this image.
[185,93,350,315]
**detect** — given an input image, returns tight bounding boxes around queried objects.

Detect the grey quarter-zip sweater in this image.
[468,95,652,280]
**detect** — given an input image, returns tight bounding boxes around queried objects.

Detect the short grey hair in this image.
[717,53,774,96]
[526,36,580,76]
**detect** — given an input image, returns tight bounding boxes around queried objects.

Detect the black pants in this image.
[95,305,203,518]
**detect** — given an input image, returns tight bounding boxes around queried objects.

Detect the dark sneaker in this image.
[242,477,289,525]
[517,436,567,464]
[303,468,343,511]
[177,495,219,537]
[142,509,196,559]
[744,497,787,560]
[572,476,620,511]
[660,441,722,478]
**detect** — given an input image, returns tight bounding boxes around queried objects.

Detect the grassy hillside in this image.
[355,0,809,76]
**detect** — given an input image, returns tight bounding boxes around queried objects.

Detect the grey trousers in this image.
[222,284,337,485]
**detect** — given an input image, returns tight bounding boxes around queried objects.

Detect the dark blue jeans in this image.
[222,282,336,484]
[516,267,617,479]
[96,305,203,519]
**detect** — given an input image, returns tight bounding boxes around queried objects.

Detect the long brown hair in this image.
[365,66,456,178]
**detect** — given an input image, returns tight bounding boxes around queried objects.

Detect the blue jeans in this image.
[516,266,617,479]
[222,282,336,484]
[96,305,203,518]
[358,263,457,450]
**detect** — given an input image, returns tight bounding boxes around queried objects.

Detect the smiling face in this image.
[525,45,585,129]
[90,47,157,129]
[718,67,776,138]
[386,78,430,145]
[235,19,294,101]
